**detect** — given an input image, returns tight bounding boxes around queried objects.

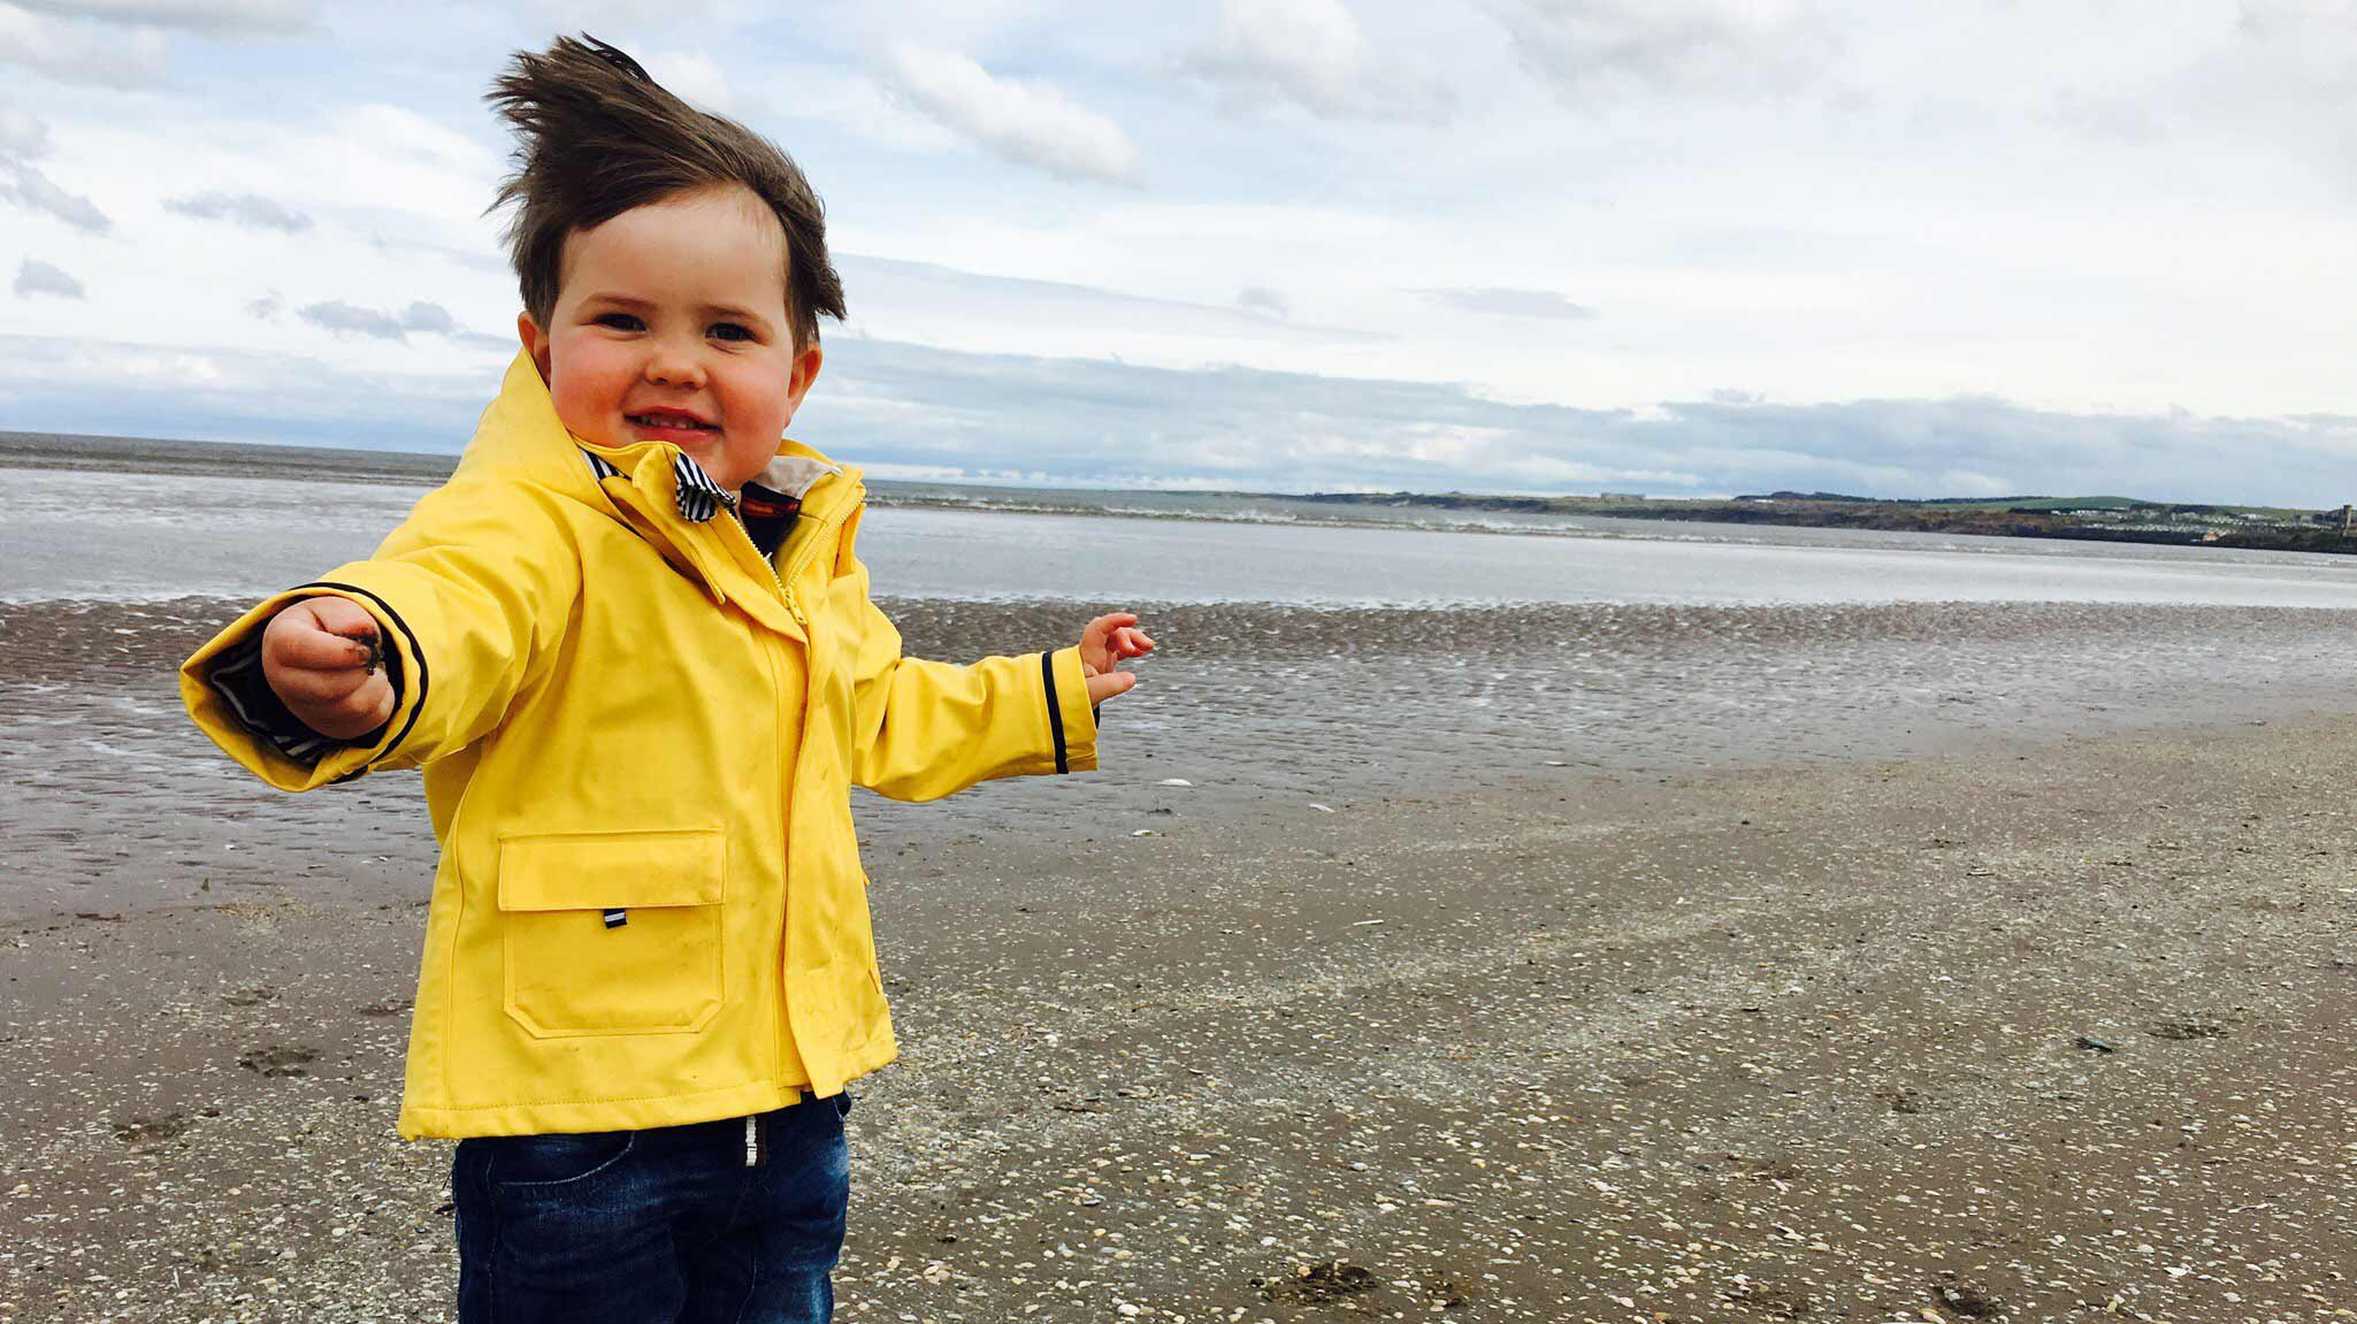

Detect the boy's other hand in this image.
[1080,612,1155,706]
[261,596,396,741]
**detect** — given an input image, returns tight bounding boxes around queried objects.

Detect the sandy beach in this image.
[11,7,2355,1317]
[5,589,2356,1322]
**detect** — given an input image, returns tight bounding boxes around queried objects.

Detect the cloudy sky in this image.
[6,0,2357,501]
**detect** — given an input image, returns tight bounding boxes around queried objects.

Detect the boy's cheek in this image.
[545,367,619,447]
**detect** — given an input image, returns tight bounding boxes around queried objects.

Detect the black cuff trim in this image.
[302,580,430,762]
[1041,650,1068,775]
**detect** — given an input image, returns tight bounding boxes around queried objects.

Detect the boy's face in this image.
[518,185,822,493]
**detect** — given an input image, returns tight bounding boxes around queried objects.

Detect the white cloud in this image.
[332,103,500,181]
[14,257,83,298]
[0,107,49,158]
[641,50,733,112]
[1194,0,1366,109]
[298,300,407,340]
[398,300,455,335]
[1236,285,1290,317]
[1424,286,1596,319]
[522,0,731,28]
[747,69,957,156]
[0,333,495,449]
[832,252,1384,368]
[0,160,109,232]
[881,45,1141,185]
[297,299,474,342]
[9,0,313,34]
[1496,0,1839,103]
[2158,0,2357,187]
[164,190,312,233]
[0,4,170,86]
[0,108,106,232]
[137,101,501,240]
[1188,0,1453,121]
[0,93,516,387]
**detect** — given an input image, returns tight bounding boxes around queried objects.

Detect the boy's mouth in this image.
[625,409,718,434]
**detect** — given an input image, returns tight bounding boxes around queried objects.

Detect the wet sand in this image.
[14,593,2357,919]
[5,597,2357,1320]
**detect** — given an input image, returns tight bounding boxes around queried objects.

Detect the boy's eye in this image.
[709,322,754,342]
[592,312,645,332]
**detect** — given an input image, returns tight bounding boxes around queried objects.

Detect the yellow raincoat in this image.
[180,353,1099,1139]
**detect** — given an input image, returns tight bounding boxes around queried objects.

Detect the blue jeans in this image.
[453,1092,852,1323]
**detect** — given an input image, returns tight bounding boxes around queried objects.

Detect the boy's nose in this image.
[644,345,706,389]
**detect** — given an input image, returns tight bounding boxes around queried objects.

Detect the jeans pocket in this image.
[832,1090,853,1120]
[486,1130,637,1189]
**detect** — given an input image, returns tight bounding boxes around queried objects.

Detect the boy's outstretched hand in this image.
[1080,612,1155,706]
[261,595,396,741]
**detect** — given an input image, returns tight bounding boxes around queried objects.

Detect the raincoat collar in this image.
[466,350,860,633]
[465,350,859,526]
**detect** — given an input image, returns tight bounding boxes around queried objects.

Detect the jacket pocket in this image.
[496,829,726,1038]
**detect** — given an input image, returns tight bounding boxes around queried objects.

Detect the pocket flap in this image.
[496,829,725,912]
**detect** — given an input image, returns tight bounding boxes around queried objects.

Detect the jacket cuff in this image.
[180,577,427,790]
[1042,645,1098,774]
[200,629,395,764]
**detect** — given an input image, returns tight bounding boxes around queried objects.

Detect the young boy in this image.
[178,35,1152,1324]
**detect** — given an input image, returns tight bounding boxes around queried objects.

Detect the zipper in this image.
[616,444,856,629]
[712,498,796,619]
[776,489,859,606]
[744,485,863,629]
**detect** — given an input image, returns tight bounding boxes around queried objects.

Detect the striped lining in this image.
[581,448,736,524]
[207,633,338,762]
[674,452,733,522]
[205,581,424,770]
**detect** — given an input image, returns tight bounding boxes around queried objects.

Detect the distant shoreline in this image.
[1286,490,2357,556]
[0,431,459,488]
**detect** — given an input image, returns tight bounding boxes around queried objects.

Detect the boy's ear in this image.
[517,312,553,382]
[782,342,824,425]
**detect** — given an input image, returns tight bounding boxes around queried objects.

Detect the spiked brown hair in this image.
[487,35,846,348]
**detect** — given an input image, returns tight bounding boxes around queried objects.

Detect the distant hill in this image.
[1739,491,2147,511]
[1289,488,2351,554]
